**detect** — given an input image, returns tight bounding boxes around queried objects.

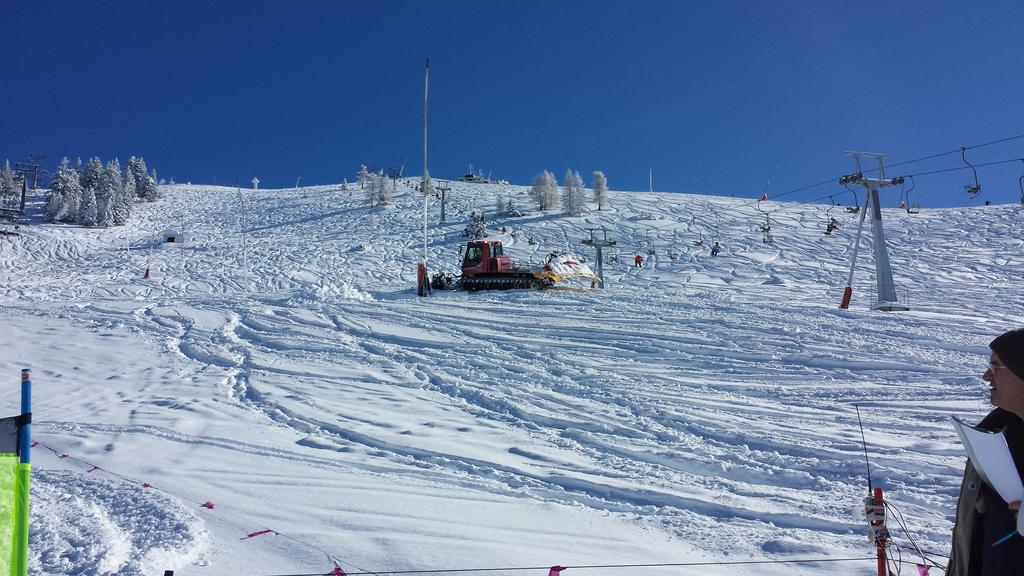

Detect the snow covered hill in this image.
[1,178,1022,576]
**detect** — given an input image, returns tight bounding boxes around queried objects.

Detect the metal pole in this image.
[423,58,429,265]
[18,370,30,465]
[867,182,898,306]
[840,188,870,308]
[237,183,247,275]
[13,369,31,576]
[873,487,888,576]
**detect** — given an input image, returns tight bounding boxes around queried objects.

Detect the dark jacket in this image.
[947,409,1024,576]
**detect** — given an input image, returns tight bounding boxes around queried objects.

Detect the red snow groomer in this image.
[431,239,599,291]
[457,239,553,291]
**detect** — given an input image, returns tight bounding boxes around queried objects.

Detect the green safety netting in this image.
[0,416,27,576]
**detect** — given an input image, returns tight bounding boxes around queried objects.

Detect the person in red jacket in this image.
[634,254,643,268]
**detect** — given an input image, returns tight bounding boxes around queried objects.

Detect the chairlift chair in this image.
[690,216,704,246]
[844,185,861,214]
[756,199,774,244]
[961,147,982,198]
[901,175,920,214]
[824,196,839,234]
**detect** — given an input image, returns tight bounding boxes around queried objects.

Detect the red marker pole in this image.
[872,487,887,576]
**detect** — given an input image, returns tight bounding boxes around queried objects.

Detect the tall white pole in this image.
[237,183,247,275]
[422,58,429,265]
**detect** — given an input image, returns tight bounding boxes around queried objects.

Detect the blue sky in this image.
[2,1,1022,207]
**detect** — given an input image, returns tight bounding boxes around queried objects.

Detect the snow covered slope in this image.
[1,179,1022,575]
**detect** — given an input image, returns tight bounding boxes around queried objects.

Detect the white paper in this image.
[952,417,1024,506]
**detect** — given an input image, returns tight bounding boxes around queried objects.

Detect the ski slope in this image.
[1,178,1022,576]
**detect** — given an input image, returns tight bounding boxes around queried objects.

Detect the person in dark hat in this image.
[948,328,1024,576]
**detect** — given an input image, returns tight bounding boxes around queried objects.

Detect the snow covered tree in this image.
[364,173,380,207]
[120,168,137,224]
[127,157,150,198]
[531,170,559,211]
[80,157,103,192]
[357,165,370,190]
[531,172,548,211]
[0,160,16,208]
[378,174,394,204]
[592,171,608,211]
[46,157,83,222]
[79,186,98,226]
[505,197,524,217]
[463,211,486,238]
[543,170,560,212]
[143,169,160,201]
[562,169,584,216]
[95,159,124,226]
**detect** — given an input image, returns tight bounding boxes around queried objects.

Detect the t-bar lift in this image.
[838,152,909,312]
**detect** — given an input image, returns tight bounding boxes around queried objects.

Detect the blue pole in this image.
[20,369,30,464]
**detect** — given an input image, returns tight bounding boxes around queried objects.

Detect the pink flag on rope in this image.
[329,566,346,576]
[243,529,273,539]
[917,564,929,576]
[548,565,565,576]
[201,501,215,509]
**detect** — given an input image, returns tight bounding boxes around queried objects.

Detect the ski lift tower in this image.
[838,151,909,312]
[581,227,616,288]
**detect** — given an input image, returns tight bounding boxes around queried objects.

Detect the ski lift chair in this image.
[645,229,656,255]
[902,175,920,214]
[844,185,861,214]
[824,196,839,234]
[962,147,982,198]
[756,199,774,244]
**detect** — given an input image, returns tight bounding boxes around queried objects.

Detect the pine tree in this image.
[128,157,150,198]
[120,168,137,225]
[96,159,124,226]
[79,186,98,226]
[0,160,16,209]
[145,169,160,200]
[80,157,103,192]
[593,171,608,211]
[46,157,83,222]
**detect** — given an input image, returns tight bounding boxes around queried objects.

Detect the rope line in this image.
[32,438,370,575]
[30,439,953,576]
[242,556,879,576]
